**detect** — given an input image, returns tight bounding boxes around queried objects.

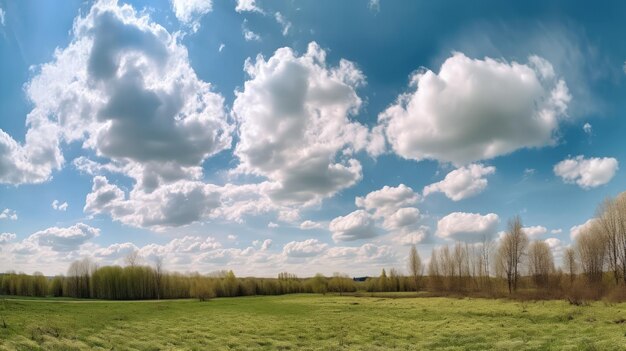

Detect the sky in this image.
[0,0,625,277]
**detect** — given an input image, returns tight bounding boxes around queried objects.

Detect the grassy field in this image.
[1,294,626,350]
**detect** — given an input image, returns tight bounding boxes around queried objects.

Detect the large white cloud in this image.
[282,239,328,258]
[554,155,618,189]
[379,53,571,165]
[436,212,500,242]
[233,42,383,207]
[1,0,231,190]
[355,184,419,218]
[329,210,377,242]
[523,225,548,238]
[171,0,213,31]
[569,218,597,240]
[25,223,100,252]
[423,164,495,201]
[0,233,16,244]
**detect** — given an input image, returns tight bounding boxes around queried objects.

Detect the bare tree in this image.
[527,240,555,288]
[125,250,141,267]
[598,198,621,285]
[563,247,577,284]
[408,245,422,292]
[153,256,164,300]
[576,221,606,284]
[497,216,529,294]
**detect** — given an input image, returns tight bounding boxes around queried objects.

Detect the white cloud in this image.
[382,207,420,230]
[27,223,100,252]
[550,228,563,234]
[52,200,68,211]
[583,122,592,136]
[235,0,263,13]
[329,210,377,242]
[0,232,16,244]
[283,239,328,257]
[0,208,17,220]
[523,225,548,238]
[423,164,495,201]
[436,212,500,242]
[355,184,419,218]
[300,220,322,230]
[242,19,261,41]
[227,234,237,240]
[171,0,212,32]
[233,42,381,206]
[0,7,5,26]
[570,218,596,240]
[1,0,231,192]
[218,43,225,52]
[554,155,618,189]
[368,0,380,13]
[392,226,429,246]
[268,221,279,228]
[379,53,570,165]
[274,12,291,36]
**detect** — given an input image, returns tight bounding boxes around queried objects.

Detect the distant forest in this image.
[2,193,626,302]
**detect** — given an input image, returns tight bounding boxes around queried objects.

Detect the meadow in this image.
[1,294,626,350]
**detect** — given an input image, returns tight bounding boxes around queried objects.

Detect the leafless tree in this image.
[563,247,577,284]
[125,250,141,267]
[408,245,422,291]
[497,216,529,294]
[153,256,164,300]
[576,221,606,284]
[527,240,555,288]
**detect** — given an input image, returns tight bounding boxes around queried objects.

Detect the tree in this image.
[408,245,422,292]
[311,273,328,295]
[497,216,529,294]
[563,247,577,284]
[153,256,164,300]
[576,221,606,284]
[527,240,555,288]
[125,250,141,267]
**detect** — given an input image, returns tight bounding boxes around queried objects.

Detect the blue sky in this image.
[0,0,625,276]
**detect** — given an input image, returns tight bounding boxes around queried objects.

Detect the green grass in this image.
[2,294,626,350]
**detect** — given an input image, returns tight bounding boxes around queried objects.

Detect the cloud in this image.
[329,210,377,242]
[436,212,500,242]
[1,0,231,192]
[0,208,17,220]
[233,42,381,206]
[423,164,495,201]
[570,218,596,240]
[274,12,291,36]
[523,225,548,238]
[0,233,16,244]
[392,226,430,246]
[0,7,5,26]
[283,239,328,257]
[355,184,419,218]
[368,0,380,13]
[382,207,420,230]
[235,0,263,13]
[551,228,563,234]
[52,200,68,211]
[242,19,261,41]
[171,0,212,32]
[268,221,279,228]
[300,220,323,230]
[27,223,100,252]
[583,123,592,136]
[219,43,225,52]
[554,155,618,189]
[379,53,570,165]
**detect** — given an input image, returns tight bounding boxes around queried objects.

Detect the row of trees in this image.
[2,193,625,301]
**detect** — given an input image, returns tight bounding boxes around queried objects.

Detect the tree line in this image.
[2,193,626,301]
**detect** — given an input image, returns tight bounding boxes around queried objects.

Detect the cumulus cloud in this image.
[0,208,17,220]
[423,164,495,201]
[382,207,420,230]
[26,223,100,252]
[436,212,500,242]
[233,42,381,206]
[329,210,377,242]
[52,200,68,211]
[554,155,618,189]
[300,220,323,230]
[242,19,261,41]
[283,239,328,257]
[570,218,596,240]
[171,0,212,31]
[235,0,263,13]
[0,232,16,244]
[379,53,570,165]
[355,184,419,218]
[523,225,548,238]
[392,226,430,246]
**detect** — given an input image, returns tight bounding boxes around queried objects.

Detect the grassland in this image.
[1,294,626,350]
